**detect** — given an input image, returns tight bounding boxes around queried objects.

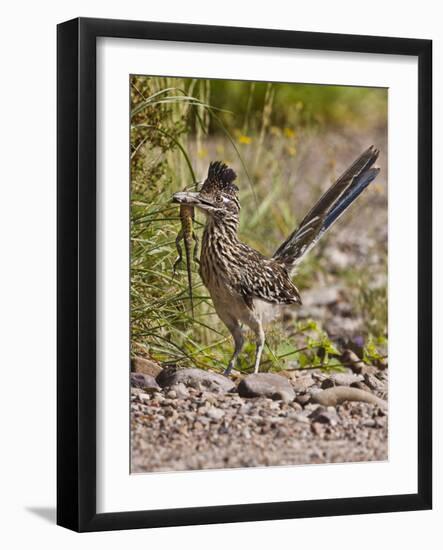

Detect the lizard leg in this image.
[172,230,184,277]
[192,232,200,264]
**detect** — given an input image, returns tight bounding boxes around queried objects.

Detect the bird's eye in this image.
[215,195,223,204]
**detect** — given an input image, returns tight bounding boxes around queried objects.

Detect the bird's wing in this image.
[238,254,301,306]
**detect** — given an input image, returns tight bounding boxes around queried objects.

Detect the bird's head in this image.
[172,161,240,221]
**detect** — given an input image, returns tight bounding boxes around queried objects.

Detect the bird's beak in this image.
[172,191,214,210]
[172,191,200,205]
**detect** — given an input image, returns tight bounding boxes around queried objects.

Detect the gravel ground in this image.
[131,366,388,473]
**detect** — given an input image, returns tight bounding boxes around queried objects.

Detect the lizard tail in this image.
[183,234,195,318]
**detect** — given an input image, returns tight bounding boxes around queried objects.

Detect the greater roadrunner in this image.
[173,146,380,376]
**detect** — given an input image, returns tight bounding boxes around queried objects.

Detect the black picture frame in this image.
[57,17,432,532]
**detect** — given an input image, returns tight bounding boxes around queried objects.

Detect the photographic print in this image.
[130,75,388,473]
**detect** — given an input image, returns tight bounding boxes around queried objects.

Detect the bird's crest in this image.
[201,161,238,195]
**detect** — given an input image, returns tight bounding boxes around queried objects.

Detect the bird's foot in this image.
[223,365,234,377]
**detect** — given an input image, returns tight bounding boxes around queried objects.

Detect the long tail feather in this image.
[273,146,380,273]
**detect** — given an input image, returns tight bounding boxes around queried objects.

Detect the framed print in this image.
[57,17,432,532]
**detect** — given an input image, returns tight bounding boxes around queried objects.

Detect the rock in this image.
[321,372,364,388]
[341,349,379,376]
[363,373,387,392]
[341,349,365,372]
[357,364,380,376]
[308,406,339,426]
[290,412,310,424]
[362,419,377,428]
[238,373,295,402]
[169,383,190,399]
[130,372,161,391]
[311,386,387,409]
[295,393,311,407]
[206,407,225,421]
[291,374,316,392]
[131,356,163,378]
[156,367,235,394]
[375,357,388,370]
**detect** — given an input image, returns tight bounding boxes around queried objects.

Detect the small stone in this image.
[131,356,163,378]
[238,373,295,402]
[291,374,316,392]
[341,349,365,373]
[322,372,364,388]
[130,372,161,391]
[165,409,178,420]
[358,365,380,376]
[363,373,387,392]
[321,378,334,389]
[362,419,376,427]
[171,383,190,399]
[295,393,311,407]
[308,407,339,426]
[291,412,310,424]
[206,407,225,421]
[152,392,165,402]
[157,367,235,394]
[311,422,325,436]
[375,357,388,370]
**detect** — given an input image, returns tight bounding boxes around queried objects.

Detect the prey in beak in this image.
[172,191,216,212]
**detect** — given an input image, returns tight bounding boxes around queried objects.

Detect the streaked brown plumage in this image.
[173,147,380,375]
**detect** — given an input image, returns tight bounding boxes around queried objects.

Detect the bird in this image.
[172,146,380,376]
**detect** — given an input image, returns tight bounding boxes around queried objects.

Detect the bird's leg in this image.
[223,322,244,377]
[172,229,184,277]
[252,322,265,374]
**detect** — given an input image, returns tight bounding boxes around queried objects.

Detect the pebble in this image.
[363,373,387,392]
[238,373,295,402]
[157,366,235,393]
[206,407,225,421]
[308,407,339,426]
[130,372,161,391]
[291,374,316,392]
[131,356,163,378]
[321,372,364,388]
[295,393,311,407]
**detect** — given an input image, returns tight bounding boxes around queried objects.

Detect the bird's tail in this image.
[273,146,380,274]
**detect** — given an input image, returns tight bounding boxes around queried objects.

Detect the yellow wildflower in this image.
[238,135,252,145]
